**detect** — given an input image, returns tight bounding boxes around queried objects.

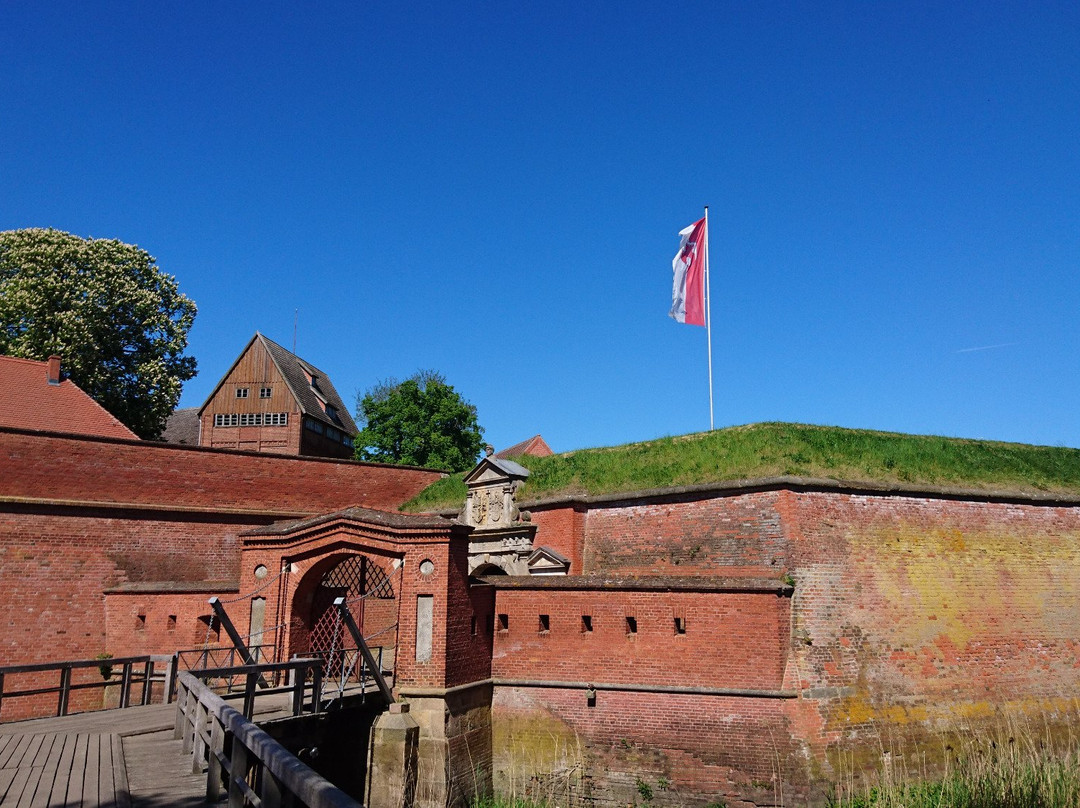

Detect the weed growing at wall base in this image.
[829,720,1080,808]
[471,797,550,808]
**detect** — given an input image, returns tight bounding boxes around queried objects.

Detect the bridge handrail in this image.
[0,654,175,720]
[0,654,172,675]
[175,669,361,808]
[188,659,321,678]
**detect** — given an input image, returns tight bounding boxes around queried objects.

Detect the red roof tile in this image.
[0,355,138,439]
[494,434,553,459]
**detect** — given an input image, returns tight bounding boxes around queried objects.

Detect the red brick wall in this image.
[578,491,787,577]
[0,507,247,666]
[0,428,440,713]
[0,428,441,513]
[444,540,494,687]
[104,589,233,658]
[492,686,802,808]
[781,489,1080,772]
[491,588,789,690]
[526,505,585,574]
[498,486,1080,804]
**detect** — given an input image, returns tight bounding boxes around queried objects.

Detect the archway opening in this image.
[289,552,399,684]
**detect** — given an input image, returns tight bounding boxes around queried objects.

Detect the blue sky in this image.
[2,2,1079,452]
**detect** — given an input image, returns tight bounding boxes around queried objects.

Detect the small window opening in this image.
[259,387,272,398]
[625,616,637,635]
[136,614,146,629]
[236,387,249,398]
[167,615,177,631]
[197,614,219,643]
[539,614,550,633]
[470,615,477,636]
[582,615,593,633]
[674,616,687,635]
[498,614,509,633]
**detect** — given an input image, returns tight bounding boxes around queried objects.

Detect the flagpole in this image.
[704,206,714,430]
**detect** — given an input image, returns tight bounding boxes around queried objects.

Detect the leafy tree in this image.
[354,370,484,471]
[0,228,197,439]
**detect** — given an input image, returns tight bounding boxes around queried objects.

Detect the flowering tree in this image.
[354,370,484,471]
[0,228,197,439]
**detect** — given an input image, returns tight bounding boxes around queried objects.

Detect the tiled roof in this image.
[494,434,553,458]
[257,334,358,434]
[0,355,137,439]
[243,505,460,536]
[161,407,200,445]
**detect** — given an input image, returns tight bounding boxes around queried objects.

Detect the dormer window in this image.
[259,387,272,398]
[236,388,249,398]
[325,404,338,421]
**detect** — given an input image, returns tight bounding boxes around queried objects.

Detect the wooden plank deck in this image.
[0,696,298,808]
[0,732,128,808]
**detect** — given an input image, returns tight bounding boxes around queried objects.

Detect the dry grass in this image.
[829,715,1080,808]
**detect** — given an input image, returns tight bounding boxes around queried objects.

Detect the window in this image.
[625,616,637,635]
[167,615,177,632]
[136,614,146,630]
[498,614,509,633]
[539,614,550,633]
[236,388,249,398]
[674,616,687,635]
[471,615,477,636]
[196,614,219,644]
[305,418,325,435]
[259,387,272,398]
[214,413,288,427]
[582,615,593,633]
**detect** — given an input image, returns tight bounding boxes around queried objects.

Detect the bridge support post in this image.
[393,684,493,808]
[367,702,419,808]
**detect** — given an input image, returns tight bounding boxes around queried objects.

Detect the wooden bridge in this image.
[1,699,225,808]
[0,600,391,808]
[0,659,387,808]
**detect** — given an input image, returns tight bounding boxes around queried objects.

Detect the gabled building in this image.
[0,354,137,439]
[494,433,552,459]
[196,333,358,459]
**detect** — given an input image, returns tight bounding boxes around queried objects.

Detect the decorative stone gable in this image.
[461,456,537,575]
[526,546,570,575]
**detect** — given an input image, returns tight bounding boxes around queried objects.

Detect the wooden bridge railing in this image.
[174,665,361,808]
[181,658,325,720]
[0,654,176,720]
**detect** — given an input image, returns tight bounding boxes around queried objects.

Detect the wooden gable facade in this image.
[197,333,358,459]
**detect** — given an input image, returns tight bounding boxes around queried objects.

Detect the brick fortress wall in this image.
[780,489,1080,787]
[490,486,1080,806]
[0,428,440,671]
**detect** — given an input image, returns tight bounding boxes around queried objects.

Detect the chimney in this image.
[47,355,61,385]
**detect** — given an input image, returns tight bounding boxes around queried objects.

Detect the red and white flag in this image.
[670,216,707,326]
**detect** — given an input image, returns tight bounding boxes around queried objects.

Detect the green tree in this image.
[0,228,197,439]
[354,370,484,471]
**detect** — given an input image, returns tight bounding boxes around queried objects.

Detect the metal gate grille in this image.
[307,556,395,677]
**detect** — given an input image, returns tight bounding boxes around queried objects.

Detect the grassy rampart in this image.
[403,422,1080,513]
